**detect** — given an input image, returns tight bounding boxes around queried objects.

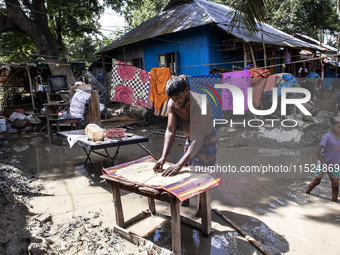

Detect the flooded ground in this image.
[2,129,340,254]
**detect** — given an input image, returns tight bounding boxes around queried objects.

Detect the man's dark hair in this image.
[166,77,187,97]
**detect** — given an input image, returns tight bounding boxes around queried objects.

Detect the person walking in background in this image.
[306,113,340,202]
[298,62,309,78]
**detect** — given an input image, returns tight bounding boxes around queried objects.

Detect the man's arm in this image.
[153,102,177,171]
[162,96,213,176]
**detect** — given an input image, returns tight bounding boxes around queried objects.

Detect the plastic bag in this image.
[9,112,29,128]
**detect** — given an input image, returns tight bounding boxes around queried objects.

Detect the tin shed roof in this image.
[98,0,319,53]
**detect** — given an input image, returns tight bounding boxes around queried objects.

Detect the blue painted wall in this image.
[208,26,243,71]
[143,26,210,76]
[142,25,243,77]
[324,65,334,88]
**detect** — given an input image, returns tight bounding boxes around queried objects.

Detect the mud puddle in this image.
[3,131,340,254]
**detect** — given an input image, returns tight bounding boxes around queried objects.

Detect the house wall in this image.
[208,26,243,71]
[143,26,210,75]
[112,24,245,76]
[114,42,144,65]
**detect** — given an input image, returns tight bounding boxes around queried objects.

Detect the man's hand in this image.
[153,158,165,172]
[161,164,182,177]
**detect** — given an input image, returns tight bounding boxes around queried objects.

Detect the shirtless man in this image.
[153,76,218,176]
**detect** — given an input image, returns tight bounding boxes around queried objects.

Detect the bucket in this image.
[0,117,7,132]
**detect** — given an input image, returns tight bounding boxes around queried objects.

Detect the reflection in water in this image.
[144,218,259,255]
[4,132,337,254]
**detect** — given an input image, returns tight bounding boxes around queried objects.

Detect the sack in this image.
[85,123,105,141]
[70,89,91,118]
[9,112,28,128]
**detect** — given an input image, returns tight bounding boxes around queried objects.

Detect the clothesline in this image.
[111,60,290,118]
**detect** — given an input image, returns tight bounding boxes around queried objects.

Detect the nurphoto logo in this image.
[200,84,312,128]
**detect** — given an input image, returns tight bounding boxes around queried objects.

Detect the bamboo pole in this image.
[282,48,287,73]
[262,34,267,69]
[212,208,273,255]
[26,67,35,110]
[243,43,248,68]
[249,45,257,68]
[101,55,110,106]
[137,143,159,160]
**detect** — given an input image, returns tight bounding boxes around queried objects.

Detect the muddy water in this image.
[3,132,340,254]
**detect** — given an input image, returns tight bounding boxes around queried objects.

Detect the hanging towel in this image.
[250,68,271,108]
[263,75,277,92]
[150,68,171,111]
[222,70,251,111]
[111,61,152,109]
[154,97,170,117]
[153,74,189,117]
[190,74,222,120]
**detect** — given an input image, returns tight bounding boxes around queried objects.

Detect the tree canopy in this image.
[0,0,103,81]
[107,0,340,46]
[1,0,340,71]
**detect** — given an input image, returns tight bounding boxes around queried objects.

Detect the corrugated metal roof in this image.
[294,33,337,52]
[98,0,319,53]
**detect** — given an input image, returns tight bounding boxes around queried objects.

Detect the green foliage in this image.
[266,0,340,41]
[0,31,34,62]
[46,0,104,42]
[105,0,166,28]
[0,0,104,63]
[64,36,102,62]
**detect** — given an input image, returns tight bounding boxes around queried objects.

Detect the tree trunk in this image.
[4,0,75,82]
[46,58,76,85]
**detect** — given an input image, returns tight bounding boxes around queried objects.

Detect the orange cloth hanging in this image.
[150,68,171,111]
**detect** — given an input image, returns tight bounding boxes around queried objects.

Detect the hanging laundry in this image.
[154,97,170,117]
[250,68,271,108]
[285,48,291,63]
[150,68,171,111]
[153,74,189,117]
[190,74,222,120]
[111,61,152,108]
[263,75,277,92]
[222,70,251,111]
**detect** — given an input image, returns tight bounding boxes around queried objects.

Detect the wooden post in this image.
[26,67,35,110]
[213,208,274,255]
[101,55,110,106]
[200,190,211,237]
[243,43,247,68]
[111,186,125,227]
[335,34,340,78]
[262,34,267,69]
[148,198,156,215]
[89,90,102,127]
[250,45,257,68]
[282,48,287,73]
[170,197,181,255]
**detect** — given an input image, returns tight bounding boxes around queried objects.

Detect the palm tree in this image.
[227,0,268,34]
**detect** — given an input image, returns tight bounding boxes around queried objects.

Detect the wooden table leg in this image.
[148,198,156,214]
[111,186,124,227]
[170,197,181,255]
[200,190,211,237]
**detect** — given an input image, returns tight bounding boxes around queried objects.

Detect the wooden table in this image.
[56,129,149,164]
[49,118,82,143]
[101,174,212,255]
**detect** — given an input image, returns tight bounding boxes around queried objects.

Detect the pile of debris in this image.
[27,212,125,255]
[0,164,42,254]
[4,111,43,133]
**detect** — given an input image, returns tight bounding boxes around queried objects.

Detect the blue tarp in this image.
[277,74,299,97]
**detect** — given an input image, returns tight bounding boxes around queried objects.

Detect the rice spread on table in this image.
[115,162,193,186]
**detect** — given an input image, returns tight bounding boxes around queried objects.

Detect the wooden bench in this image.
[101,174,213,255]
